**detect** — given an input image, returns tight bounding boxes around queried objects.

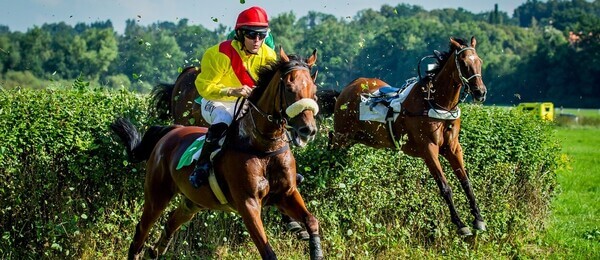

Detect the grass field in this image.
[535,127,600,259]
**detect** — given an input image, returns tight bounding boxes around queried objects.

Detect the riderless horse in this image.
[329,37,487,236]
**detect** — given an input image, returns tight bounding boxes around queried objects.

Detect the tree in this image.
[79,28,119,80]
[0,33,21,74]
[296,13,360,88]
[17,27,52,77]
[112,20,184,92]
[41,22,77,78]
[172,19,219,66]
[269,12,302,53]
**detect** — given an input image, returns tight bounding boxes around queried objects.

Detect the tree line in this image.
[0,0,599,107]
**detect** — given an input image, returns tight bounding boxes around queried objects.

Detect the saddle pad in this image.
[359,79,418,123]
[359,102,388,123]
[176,136,206,170]
[176,136,229,204]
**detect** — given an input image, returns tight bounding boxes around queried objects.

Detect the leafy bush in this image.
[0,88,561,259]
[0,87,150,258]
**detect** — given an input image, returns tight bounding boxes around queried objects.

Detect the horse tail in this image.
[110,118,178,163]
[316,89,341,117]
[150,83,175,120]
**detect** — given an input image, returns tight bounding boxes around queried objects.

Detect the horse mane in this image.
[424,38,470,80]
[248,54,309,104]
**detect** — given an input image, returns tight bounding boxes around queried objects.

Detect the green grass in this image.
[534,127,600,259]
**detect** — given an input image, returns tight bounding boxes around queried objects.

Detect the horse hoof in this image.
[473,220,487,231]
[286,221,303,233]
[297,230,310,241]
[296,173,305,184]
[144,246,158,259]
[458,227,473,236]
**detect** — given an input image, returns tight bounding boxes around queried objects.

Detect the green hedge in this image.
[0,87,150,258]
[0,88,561,258]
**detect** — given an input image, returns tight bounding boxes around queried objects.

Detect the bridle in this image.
[417,46,482,112]
[454,47,482,102]
[240,60,318,143]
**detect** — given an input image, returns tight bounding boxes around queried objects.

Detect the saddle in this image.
[359,77,418,123]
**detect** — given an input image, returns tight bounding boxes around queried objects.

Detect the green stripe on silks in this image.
[176,136,206,170]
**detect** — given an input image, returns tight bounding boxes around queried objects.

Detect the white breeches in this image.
[200,99,237,126]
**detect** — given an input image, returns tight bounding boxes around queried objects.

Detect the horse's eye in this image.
[285,83,295,93]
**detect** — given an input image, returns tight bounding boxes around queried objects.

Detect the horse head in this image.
[248,47,319,147]
[450,36,487,103]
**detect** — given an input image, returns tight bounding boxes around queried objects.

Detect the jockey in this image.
[190,6,277,188]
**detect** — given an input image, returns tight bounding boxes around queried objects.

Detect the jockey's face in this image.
[242,30,267,54]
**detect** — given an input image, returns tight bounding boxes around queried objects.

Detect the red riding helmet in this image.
[235,6,269,30]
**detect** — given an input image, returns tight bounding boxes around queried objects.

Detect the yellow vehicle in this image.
[517,102,554,121]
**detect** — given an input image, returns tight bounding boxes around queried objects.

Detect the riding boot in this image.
[189,122,228,188]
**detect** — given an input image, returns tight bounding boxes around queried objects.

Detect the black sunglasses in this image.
[244,30,267,40]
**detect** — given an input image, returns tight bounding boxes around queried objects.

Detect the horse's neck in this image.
[234,78,288,151]
[235,112,287,152]
[430,56,462,109]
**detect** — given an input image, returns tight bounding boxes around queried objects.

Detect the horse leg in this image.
[278,190,324,260]
[442,145,486,231]
[128,189,174,260]
[327,130,337,150]
[423,145,471,236]
[238,198,276,260]
[152,198,202,257]
[281,214,300,232]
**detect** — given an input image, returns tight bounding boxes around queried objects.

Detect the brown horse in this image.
[150,66,205,126]
[329,37,487,236]
[150,57,319,239]
[112,48,323,259]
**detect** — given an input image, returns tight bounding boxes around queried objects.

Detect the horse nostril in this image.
[473,88,486,98]
[298,126,317,137]
[476,90,487,102]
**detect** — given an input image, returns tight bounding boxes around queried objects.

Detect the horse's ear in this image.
[471,36,477,48]
[433,50,443,61]
[279,46,289,62]
[307,49,317,67]
[450,37,461,49]
[312,69,318,82]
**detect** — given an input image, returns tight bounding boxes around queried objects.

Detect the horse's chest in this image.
[255,157,292,192]
[409,120,458,144]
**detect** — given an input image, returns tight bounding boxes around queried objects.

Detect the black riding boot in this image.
[189,122,228,188]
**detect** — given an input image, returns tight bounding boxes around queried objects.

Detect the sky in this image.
[0,0,528,34]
